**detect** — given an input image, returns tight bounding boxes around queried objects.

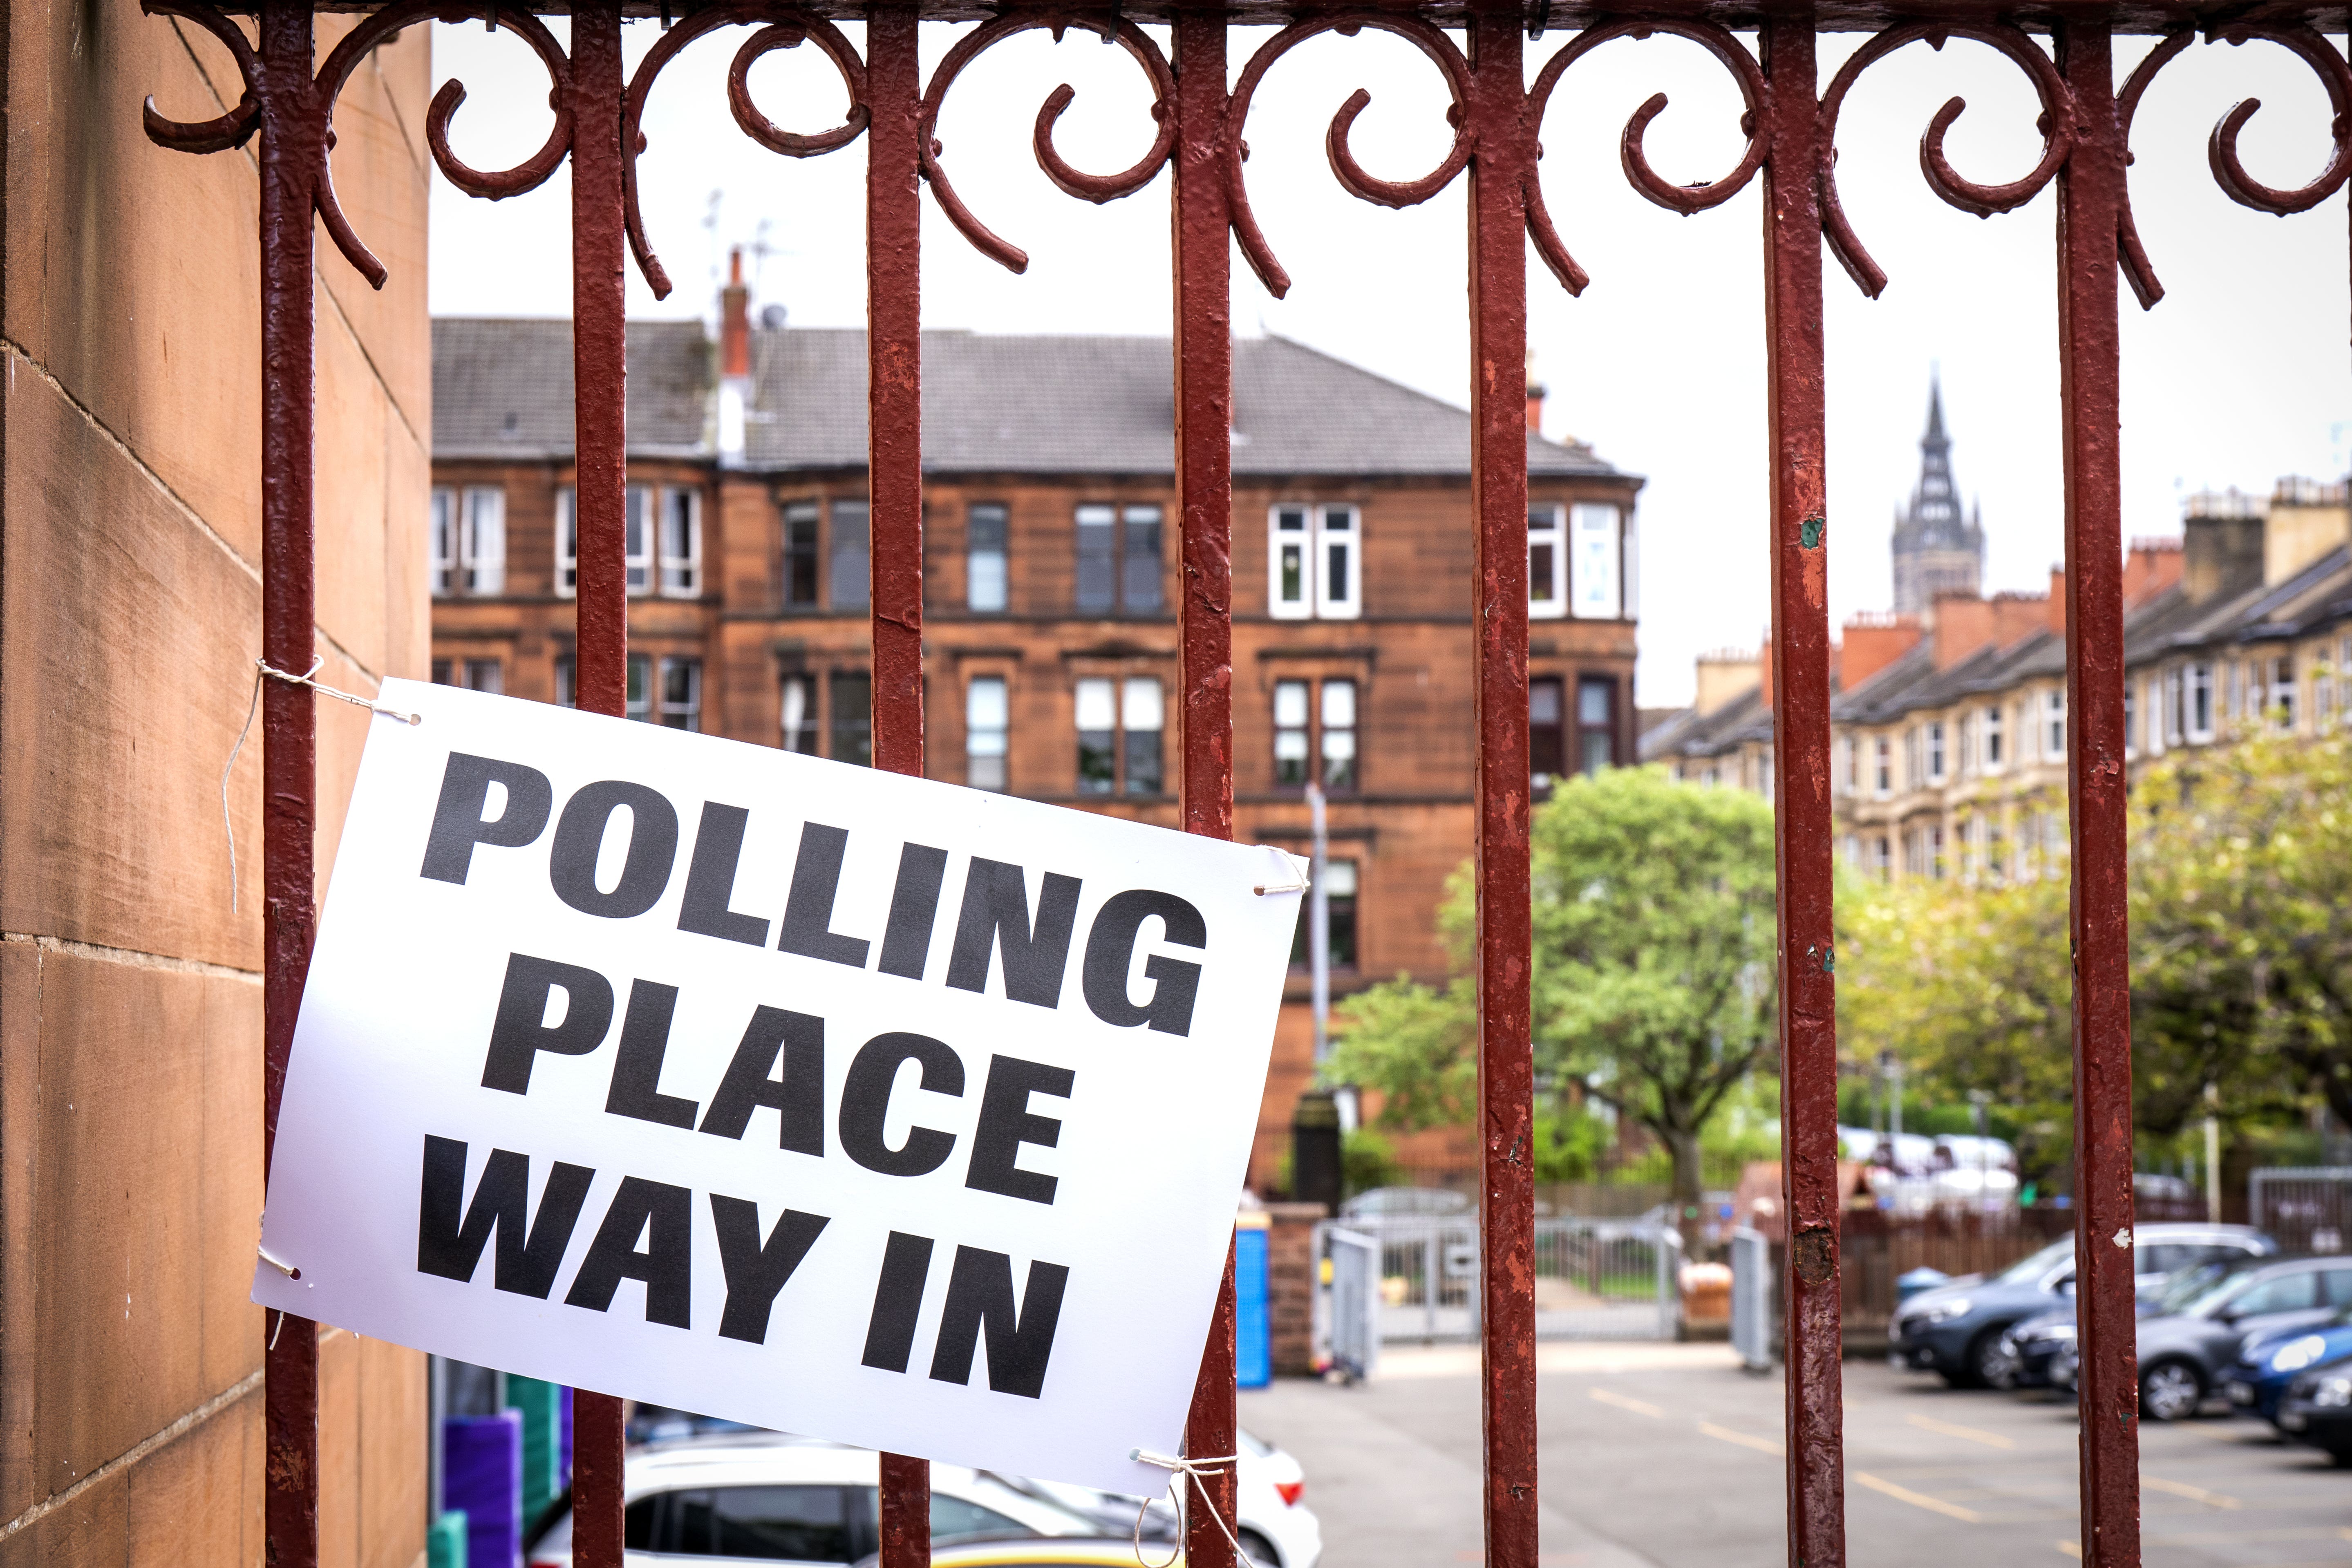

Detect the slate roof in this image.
[432,318,1625,481]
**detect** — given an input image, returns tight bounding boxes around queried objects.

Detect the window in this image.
[1928,721,1947,782]
[2046,689,2066,756]
[783,501,821,607]
[2189,663,2213,740]
[967,503,1008,613]
[1288,858,1358,969]
[658,487,700,596]
[1570,503,1622,619]
[830,499,871,611]
[1983,704,2004,769]
[465,658,502,694]
[432,485,504,597]
[1758,743,1775,803]
[1274,680,1310,787]
[780,672,818,754]
[1873,735,1891,796]
[658,658,701,730]
[828,669,871,765]
[626,654,652,721]
[1873,836,1892,881]
[1079,503,1164,614]
[624,485,652,593]
[1074,676,1166,795]
[556,487,577,595]
[2230,1270,2320,1317]
[430,487,456,595]
[965,676,1008,791]
[1986,818,2006,882]
[1266,504,1361,620]
[2123,682,2136,757]
[554,654,575,708]
[1576,677,1616,774]
[1929,821,1946,879]
[1836,736,1855,796]
[2271,655,2296,729]
[1321,679,1358,791]
[1530,677,1564,794]
[1528,504,1567,617]
[2226,659,2243,720]
[632,1484,859,1562]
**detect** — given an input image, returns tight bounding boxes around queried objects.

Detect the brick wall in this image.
[2,7,430,1564]
[1264,1203,1328,1376]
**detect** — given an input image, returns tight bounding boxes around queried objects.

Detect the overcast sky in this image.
[423,21,2349,706]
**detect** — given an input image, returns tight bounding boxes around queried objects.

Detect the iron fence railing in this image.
[142,3,2352,1566]
[2249,1167,2352,1257]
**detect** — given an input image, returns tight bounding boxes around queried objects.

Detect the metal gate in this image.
[2250,1168,2352,1256]
[1339,1215,1677,1343]
[1322,1226,1383,1380]
[144,1,2352,1565]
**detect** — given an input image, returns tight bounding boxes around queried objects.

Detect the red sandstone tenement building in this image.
[431,270,1645,1185]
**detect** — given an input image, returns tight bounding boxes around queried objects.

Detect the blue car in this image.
[2222,1305,2352,1424]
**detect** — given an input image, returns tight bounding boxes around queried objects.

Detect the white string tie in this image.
[259,1243,300,1279]
[1251,846,1309,897]
[221,658,421,912]
[1127,1449,1243,1568]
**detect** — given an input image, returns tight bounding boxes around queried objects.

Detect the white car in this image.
[1004,1427,1321,1568]
[526,1430,1321,1568]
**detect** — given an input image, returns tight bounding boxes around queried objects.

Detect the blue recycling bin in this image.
[444,1411,523,1568]
[1236,1223,1271,1388]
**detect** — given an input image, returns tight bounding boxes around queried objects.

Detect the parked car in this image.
[1887,1225,2275,1388]
[993,1427,1319,1568]
[2130,1255,2352,1420]
[853,1539,1197,1568]
[2222,1305,2352,1424]
[2003,1256,2251,1389]
[1338,1187,1470,1220]
[525,1435,1111,1568]
[2276,1362,2352,1464]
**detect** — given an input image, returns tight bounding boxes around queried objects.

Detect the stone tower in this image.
[1891,374,1986,613]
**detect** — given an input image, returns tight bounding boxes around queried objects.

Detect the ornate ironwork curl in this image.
[1522,19,1767,295]
[2115,27,2193,308]
[2205,22,2352,217]
[1818,22,2080,298]
[920,14,1175,275]
[316,2,575,287]
[1223,14,1472,298]
[139,0,262,153]
[622,2,870,298]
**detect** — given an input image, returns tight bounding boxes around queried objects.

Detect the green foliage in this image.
[1340,1129,1399,1197]
[1329,766,1780,1209]
[1840,722,2352,1169]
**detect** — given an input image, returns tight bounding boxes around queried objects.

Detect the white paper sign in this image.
[255,680,1296,1495]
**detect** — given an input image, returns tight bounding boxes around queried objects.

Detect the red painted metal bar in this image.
[1171,16,1237,1567]
[867,9,934,1562]
[257,2,322,1564]
[570,1,632,1562]
[2056,22,2141,1568]
[1759,16,1846,1568]
[1465,16,1536,1568]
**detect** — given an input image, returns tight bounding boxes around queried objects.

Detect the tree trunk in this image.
[1665,1126,1706,1255]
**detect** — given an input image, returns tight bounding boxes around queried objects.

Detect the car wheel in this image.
[1236,1528,1280,1568]
[1969,1330,2019,1392]
[2139,1360,2204,1423]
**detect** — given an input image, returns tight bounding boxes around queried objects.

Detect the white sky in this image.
[422,21,2350,706]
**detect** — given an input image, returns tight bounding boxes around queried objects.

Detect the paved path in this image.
[1238,1348,2352,1568]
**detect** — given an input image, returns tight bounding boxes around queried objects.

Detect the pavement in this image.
[1238,1345,2352,1568]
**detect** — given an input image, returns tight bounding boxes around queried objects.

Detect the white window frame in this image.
[656,656,701,730]
[1268,505,1312,620]
[2046,689,2066,756]
[1928,721,1946,783]
[1873,735,1892,799]
[1569,503,1622,620]
[458,485,505,595]
[1315,504,1361,620]
[1983,703,2005,772]
[555,486,578,597]
[624,485,654,595]
[658,486,702,597]
[966,674,1009,792]
[1527,503,1567,619]
[2272,655,2297,729]
[430,486,457,597]
[2187,663,2214,742]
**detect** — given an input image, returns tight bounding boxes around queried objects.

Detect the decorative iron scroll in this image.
[142,1,2352,311]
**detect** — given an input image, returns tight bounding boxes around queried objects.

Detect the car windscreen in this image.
[2152,1261,2235,1314]
[1996,1238,2076,1286]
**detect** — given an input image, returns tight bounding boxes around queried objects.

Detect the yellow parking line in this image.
[1852,1471,1982,1523]
[1905,1413,2016,1449]
[2055,1541,2081,1559]
[1586,1388,1663,1418]
[2139,1475,2240,1510]
[1696,1421,1784,1457]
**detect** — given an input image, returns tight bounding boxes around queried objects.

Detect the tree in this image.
[1327,766,1779,1240]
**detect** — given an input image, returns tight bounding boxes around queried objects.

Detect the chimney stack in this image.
[1838,612,1922,691]
[2122,537,2183,606]
[718,247,750,463]
[1526,376,1546,440]
[2047,566,2067,635]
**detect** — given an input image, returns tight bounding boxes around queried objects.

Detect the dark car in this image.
[2003,1257,2252,1389]
[2131,1255,2352,1420]
[2276,1360,2352,1464]
[2222,1306,2352,1423]
[1887,1225,2276,1389]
